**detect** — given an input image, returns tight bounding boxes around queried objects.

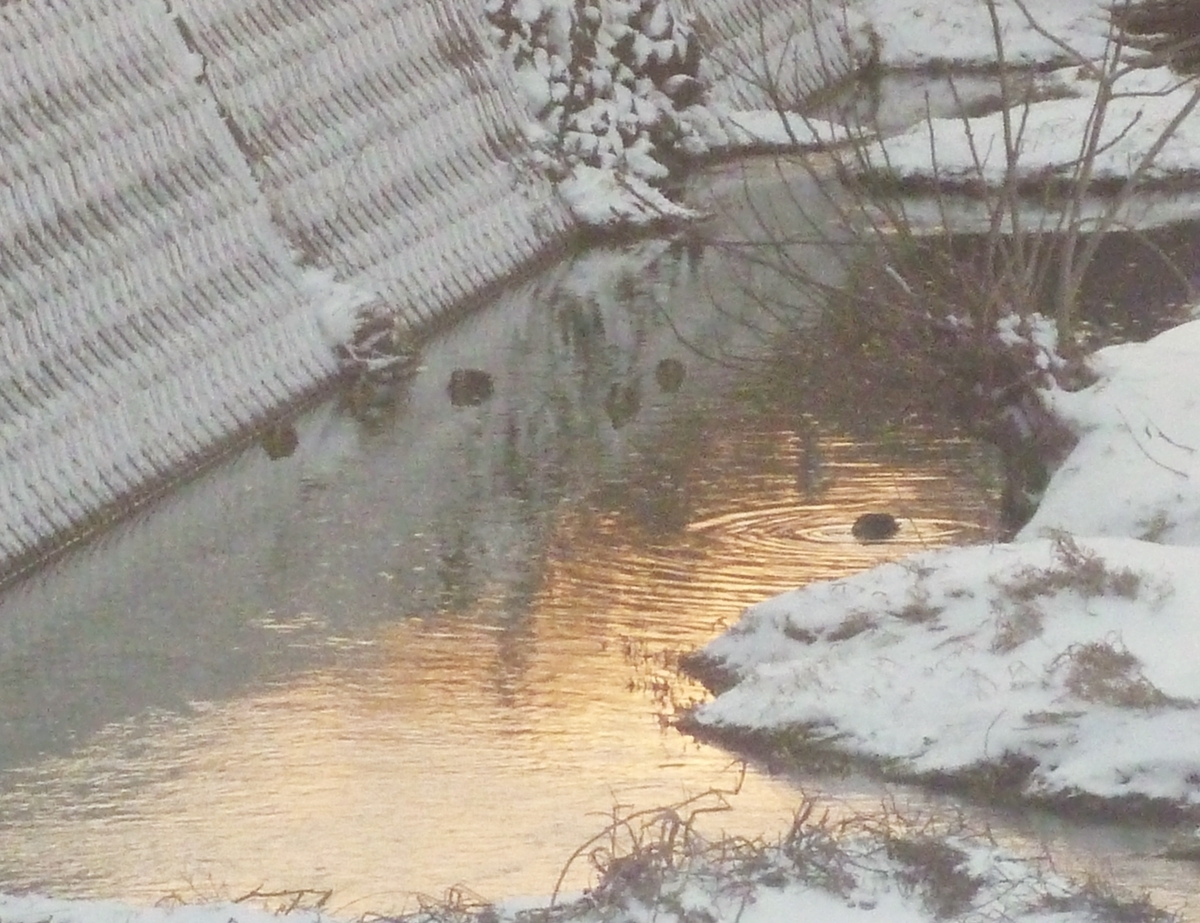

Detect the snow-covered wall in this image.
[0,0,847,584]
[0,1,340,578]
[171,0,571,327]
[0,0,572,582]
[685,0,852,108]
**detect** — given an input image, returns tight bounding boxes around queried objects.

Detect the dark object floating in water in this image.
[448,368,494,406]
[655,357,686,393]
[260,422,299,460]
[852,512,900,541]
[605,380,641,428]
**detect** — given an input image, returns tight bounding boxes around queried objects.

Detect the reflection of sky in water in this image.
[0,391,999,909]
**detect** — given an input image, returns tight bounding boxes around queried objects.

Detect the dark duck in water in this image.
[852,512,900,542]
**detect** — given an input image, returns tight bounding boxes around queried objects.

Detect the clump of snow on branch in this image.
[486,0,728,224]
[995,311,1067,377]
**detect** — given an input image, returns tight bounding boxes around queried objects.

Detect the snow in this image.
[0,897,324,923]
[695,531,1200,799]
[849,0,1113,68]
[507,0,1199,229]
[488,0,719,211]
[305,268,381,351]
[558,162,698,226]
[723,109,851,147]
[0,824,1131,923]
[865,64,1200,193]
[1021,320,1200,544]
[815,0,1200,206]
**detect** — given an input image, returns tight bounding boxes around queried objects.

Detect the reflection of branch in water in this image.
[795,413,824,498]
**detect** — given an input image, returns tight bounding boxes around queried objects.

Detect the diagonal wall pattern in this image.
[172,0,569,327]
[685,0,850,107]
[0,0,573,583]
[0,0,848,585]
[0,0,344,576]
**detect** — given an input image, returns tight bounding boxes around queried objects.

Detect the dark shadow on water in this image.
[937,220,1200,346]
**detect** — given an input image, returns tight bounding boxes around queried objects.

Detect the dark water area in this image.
[1073,220,1200,344]
[915,219,1200,345]
[1,166,1198,918]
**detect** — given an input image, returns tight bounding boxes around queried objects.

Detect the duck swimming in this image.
[852,512,900,542]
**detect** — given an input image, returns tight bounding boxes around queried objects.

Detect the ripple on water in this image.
[690,504,981,546]
[538,430,1000,643]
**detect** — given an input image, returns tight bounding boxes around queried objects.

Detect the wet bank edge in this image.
[670,238,1200,831]
[676,646,1200,831]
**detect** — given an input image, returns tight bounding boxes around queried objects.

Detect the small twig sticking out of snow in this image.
[1116,407,1190,478]
[1144,417,1197,455]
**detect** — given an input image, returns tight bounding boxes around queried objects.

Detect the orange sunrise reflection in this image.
[0,414,999,913]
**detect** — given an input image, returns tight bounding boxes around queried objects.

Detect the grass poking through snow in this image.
[364,789,1179,923]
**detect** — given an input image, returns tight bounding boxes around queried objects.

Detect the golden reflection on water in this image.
[0,416,1000,912]
[544,425,997,631]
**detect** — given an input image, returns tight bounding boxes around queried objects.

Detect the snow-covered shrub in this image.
[485,0,726,187]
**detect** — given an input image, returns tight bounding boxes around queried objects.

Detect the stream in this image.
[1,162,1198,919]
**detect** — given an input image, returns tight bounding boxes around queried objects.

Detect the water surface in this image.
[0,204,999,909]
[2,168,1196,918]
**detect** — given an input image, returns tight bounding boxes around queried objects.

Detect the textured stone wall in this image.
[1,1,332,576]
[685,0,851,107]
[171,0,570,327]
[0,0,848,583]
[0,0,572,581]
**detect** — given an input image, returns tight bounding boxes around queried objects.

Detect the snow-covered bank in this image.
[689,534,1200,808]
[827,0,1200,206]
[0,808,1175,923]
[851,0,1112,68]
[515,0,1200,228]
[858,64,1200,197]
[682,0,1200,820]
[484,0,860,226]
[0,897,324,923]
[1021,319,1200,544]
[686,307,1200,816]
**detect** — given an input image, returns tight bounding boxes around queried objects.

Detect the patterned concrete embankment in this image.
[0,0,850,584]
[0,0,572,582]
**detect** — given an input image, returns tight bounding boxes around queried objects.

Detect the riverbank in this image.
[0,800,1178,923]
[5,1,1200,922]
[681,0,1200,823]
